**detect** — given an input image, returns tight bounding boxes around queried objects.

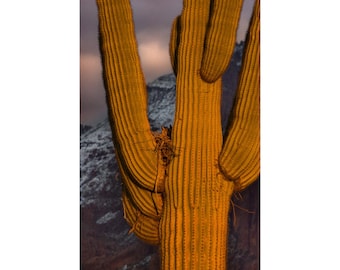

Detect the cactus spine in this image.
[96,0,260,268]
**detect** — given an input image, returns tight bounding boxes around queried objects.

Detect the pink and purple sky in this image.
[80,0,255,125]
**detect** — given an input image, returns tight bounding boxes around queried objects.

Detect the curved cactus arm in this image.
[200,0,243,83]
[120,165,162,219]
[116,142,165,219]
[122,190,160,245]
[97,0,159,191]
[219,0,260,192]
[116,128,172,241]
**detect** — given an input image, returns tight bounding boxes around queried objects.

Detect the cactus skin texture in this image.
[96,0,260,269]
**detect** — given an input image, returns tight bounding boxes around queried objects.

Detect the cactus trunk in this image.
[160,78,234,269]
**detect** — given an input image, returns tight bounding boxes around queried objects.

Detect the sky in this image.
[80,0,255,125]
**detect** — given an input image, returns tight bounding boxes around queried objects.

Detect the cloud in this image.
[131,1,182,82]
[237,0,255,41]
[80,54,107,125]
[80,54,102,87]
[80,0,100,55]
[131,0,182,33]
[138,37,173,82]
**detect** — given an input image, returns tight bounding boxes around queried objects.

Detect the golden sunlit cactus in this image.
[96,0,260,268]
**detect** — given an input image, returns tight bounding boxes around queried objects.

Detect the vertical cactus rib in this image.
[97,0,159,192]
[200,0,243,83]
[219,0,260,191]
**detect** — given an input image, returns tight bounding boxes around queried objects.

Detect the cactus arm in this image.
[122,190,160,245]
[219,0,260,192]
[119,128,172,244]
[120,163,162,219]
[200,0,243,83]
[96,0,159,192]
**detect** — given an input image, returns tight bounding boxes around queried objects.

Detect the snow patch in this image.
[96,211,121,224]
[82,198,95,206]
[81,177,104,193]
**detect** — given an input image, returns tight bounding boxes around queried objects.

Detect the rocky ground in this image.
[80,118,259,270]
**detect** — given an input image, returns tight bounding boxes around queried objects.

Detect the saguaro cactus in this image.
[96,0,259,269]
